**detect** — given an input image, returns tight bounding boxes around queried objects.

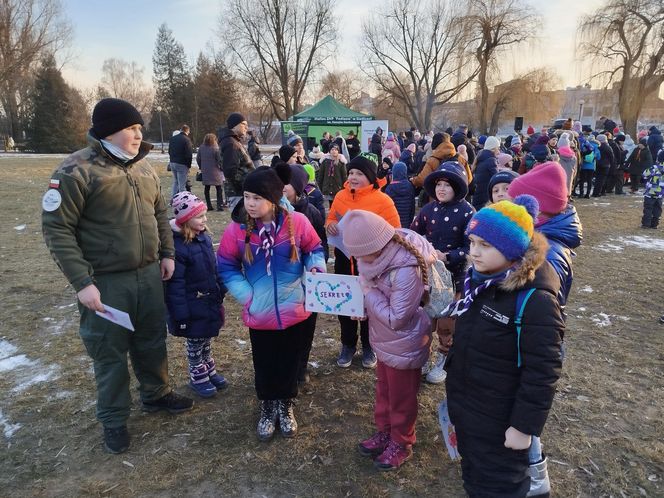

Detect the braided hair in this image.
[243,205,299,264]
[391,233,430,305]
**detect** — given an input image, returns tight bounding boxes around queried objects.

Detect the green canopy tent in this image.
[281,95,374,148]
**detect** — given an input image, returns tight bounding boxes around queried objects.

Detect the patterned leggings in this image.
[186,338,212,370]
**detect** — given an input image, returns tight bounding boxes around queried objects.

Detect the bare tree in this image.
[360,0,478,131]
[218,0,337,121]
[578,0,664,136]
[0,0,72,138]
[98,59,153,115]
[466,0,539,134]
[318,70,367,108]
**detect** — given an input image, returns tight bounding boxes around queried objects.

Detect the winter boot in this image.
[362,346,377,368]
[277,399,298,438]
[425,352,447,384]
[336,345,356,368]
[358,431,390,457]
[142,391,194,414]
[188,363,217,398]
[103,425,130,454]
[257,400,278,441]
[205,359,228,390]
[527,456,551,497]
[373,440,413,471]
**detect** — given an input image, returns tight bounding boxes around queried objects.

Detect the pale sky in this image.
[62,0,607,94]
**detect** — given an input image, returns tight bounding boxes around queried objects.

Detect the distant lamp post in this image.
[578,99,585,122]
[157,106,164,153]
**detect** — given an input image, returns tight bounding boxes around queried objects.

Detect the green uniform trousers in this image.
[79,262,171,428]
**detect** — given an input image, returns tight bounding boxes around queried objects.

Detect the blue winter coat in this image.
[537,205,582,311]
[648,127,663,160]
[471,149,498,209]
[385,180,416,229]
[166,225,226,338]
[410,198,475,288]
[304,182,326,221]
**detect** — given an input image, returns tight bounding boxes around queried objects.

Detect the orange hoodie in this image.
[326,181,401,229]
[411,142,473,188]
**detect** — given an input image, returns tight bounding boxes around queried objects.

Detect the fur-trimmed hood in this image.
[500,232,557,293]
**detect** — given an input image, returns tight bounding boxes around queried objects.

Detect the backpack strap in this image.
[514,288,537,368]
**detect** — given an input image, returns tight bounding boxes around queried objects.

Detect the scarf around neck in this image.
[256,219,278,276]
[441,266,514,318]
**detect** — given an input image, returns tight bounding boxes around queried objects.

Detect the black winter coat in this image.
[370,133,382,155]
[165,226,226,338]
[168,132,193,167]
[293,195,328,261]
[471,149,498,209]
[596,142,614,171]
[218,127,254,196]
[346,137,361,159]
[446,233,563,439]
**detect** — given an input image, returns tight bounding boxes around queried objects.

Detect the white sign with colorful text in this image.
[304,272,365,318]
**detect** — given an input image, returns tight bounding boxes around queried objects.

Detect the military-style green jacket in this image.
[42,133,174,292]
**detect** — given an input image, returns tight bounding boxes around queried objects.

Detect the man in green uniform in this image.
[42,98,193,454]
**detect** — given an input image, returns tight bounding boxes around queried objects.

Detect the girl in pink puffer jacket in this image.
[343,209,435,472]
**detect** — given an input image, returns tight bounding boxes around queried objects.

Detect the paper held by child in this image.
[438,399,460,460]
[305,272,365,318]
[326,214,350,258]
[95,304,135,332]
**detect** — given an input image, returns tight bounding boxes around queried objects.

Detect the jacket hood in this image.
[432,141,456,160]
[649,126,661,135]
[536,205,582,249]
[500,232,556,294]
[476,148,495,162]
[218,127,240,141]
[557,145,575,158]
[392,161,408,181]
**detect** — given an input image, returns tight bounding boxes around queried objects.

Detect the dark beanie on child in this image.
[347,154,378,185]
[92,98,143,139]
[488,169,519,201]
[279,144,296,162]
[288,164,309,196]
[243,164,291,205]
[227,112,247,130]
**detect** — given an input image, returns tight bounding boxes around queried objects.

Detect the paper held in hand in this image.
[304,272,365,318]
[95,304,135,332]
[325,213,350,258]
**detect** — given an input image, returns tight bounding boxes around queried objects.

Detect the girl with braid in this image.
[217,165,326,442]
[342,209,436,471]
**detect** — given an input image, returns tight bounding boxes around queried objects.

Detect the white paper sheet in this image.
[96,304,135,332]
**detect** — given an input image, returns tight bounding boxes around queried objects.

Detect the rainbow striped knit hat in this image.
[466,195,539,261]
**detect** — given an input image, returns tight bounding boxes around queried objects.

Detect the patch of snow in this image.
[596,243,624,253]
[620,235,664,251]
[579,286,593,293]
[55,303,77,309]
[11,368,58,393]
[0,354,34,372]
[0,340,18,360]
[324,338,336,344]
[308,361,319,369]
[591,313,612,327]
[616,315,631,321]
[13,224,26,231]
[0,410,21,439]
[578,307,587,311]
[591,202,611,206]
[235,339,247,346]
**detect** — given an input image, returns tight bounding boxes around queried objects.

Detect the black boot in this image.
[277,399,298,438]
[257,400,277,441]
[103,425,130,454]
[142,391,194,414]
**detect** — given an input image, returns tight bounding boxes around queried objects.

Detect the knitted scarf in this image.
[441,266,514,318]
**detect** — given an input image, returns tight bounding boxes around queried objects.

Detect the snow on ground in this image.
[596,235,664,252]
[591,313,612,327]
[0,410,21,439]
[579,286,593,293]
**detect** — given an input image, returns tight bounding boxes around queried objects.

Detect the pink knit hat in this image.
[342,210,395,257]
[496,153,513,169]
[171,191,206,227]
[508,161,568,215]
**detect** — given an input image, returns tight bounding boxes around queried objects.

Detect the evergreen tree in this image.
[152,23,194,135]
[27,56,87,153]
[192,52,239,143]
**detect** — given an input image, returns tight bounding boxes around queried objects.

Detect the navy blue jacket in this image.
[471,149,498,209]
[168,132,193,167]
[410,198,475,288]
[385,180,416,229]
[648,127,663,160]
[537,205,582,311]
[165,227,226,338]
[304,183,326,221]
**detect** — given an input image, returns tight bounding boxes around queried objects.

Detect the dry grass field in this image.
[0,154,662,497]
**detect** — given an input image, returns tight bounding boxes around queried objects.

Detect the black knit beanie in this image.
[91,98,143,139]
[279,144,296,162]
[288,164,309,196]
[227,112,247,130]
[243,164,291,205]
[347,154,378,185]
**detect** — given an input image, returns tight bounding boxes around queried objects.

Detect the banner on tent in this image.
[280,121,310,145]
[360,120,389,153]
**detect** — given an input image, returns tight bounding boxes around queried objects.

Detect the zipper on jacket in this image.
[126,171,145,263]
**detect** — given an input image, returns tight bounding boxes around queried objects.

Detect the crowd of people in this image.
[41,98,664,498]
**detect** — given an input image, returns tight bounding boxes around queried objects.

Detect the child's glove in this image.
[504,426,532,450]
